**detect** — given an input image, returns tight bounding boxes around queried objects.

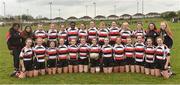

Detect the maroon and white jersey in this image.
[145,46,155,63]
[33,45,46,62]
[134,42,145,62]
[155,45,170,60]
[67,27,79,41]
[47,29,58,41]
[57,45,68,60]
[20,47,33,61]
[79,29,88,39]
[88,27,98,40]
[34,29,47,39]
[58,30,68,40]
[89,44,101,54]
[133,30,146,38]
[98,28,109,42]
[109,27,120,42]
[120,29,132,44]
[113,44,124,60]
[124,44,134,58]
[68,45,79,59]
[46,47,57,60]
[102,44,113,57]
[78,44,89,59]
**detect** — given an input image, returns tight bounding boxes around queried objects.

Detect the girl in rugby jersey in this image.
[113,37,125,73]
[33,23,47,46]
[78,37,89,73]
[120,22,133,44]
[33,38,46,77]
[88,21,98,44]
[144,38,155,76]
[57,38,69,73]
[124,37,135,73]
[46,41,57,75]
[68,39,79,73]
[67,22,79,45]
[101,38,113,73]
[109,21,120,46]
[134,35,145,74]
[47,23,58,42]
[19,38,34,78]
[133,22,146,38]
[154,37,171,79]
[89,38,101,73]
[78,23,88,39]
[98,21,109,46]
[58,24,68,45]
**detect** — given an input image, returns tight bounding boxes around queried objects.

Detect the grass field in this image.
[0,19,180,84]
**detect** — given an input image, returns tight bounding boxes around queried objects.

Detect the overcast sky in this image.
[0,0,179,19]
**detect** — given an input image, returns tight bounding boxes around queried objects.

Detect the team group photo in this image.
[0,0,180,84]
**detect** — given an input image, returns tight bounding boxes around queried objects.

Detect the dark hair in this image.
[148,22,157,30]
[9,23,20,32]
[70,21,76,25]
[48,41,57,47]
[24,26,32,33]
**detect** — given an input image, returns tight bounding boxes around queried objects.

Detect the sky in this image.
[0,0,180,19]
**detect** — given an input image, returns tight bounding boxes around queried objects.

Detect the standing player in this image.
[78,23,88,39]
[58,24,68,45]
[134,36,145,74]
[133,22,146,38]
[19,38,34,78]
[67,22,79,44]
[57,38,69,73]
[146,23,159,45]
[113,37,125,73]
[33,38,46,77]
[101,38,113,73]
[89,38,101,73]
[154,37,171,79]
[109,21,120,46]
[68,39,79,73]
[98,22,109,46]
[120,22,132,44]
[47,23,58,42]
[88,21,98,44]
[144,38,155,76]
[78,37,89,73]
[46,41,57,75]
[124,37,135,73]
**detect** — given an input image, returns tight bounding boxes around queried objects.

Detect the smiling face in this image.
[70,39,76,45]
[146,38,153,46]
[90,21,95,28]
[26,39,32,47]
[59,38,65,45]
[25,27,31,32]
[111,21,117,28]
[49,41,56,48]
[122,22,129,29]
[126,38,132,44]
[116,37,122,44]
[137,36,143,43]
[80,24,86,30]
[50,23,56,29]
[36,38,43,45]
[92,39,97,45]
[37,24,43,30]
[70,22,76,29]
[104,38,109,45]
[160,22,167,30]
[137,23,143,30]
[157,38,163,45]
[149,24,155,30]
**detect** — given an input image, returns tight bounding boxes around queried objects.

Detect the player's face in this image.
[116,38,121,44]
[60,25,65,30]
[137,36,143,43]
[36,38,43,45]
[147,39,152,46]
[26,27,31,32]
[38,24,43,30]
[71,40,76,45]
[50,24,56,29]
[92,39,97,45]
[111,22,117,27]
[126,38,132,44]
[90,21,95,27]
[157,38,163,45]
[80,39,86,44]
[160,22,166,30]
[50,42,55,48]
[80,24,85,30]
[26,39,32,47]
[59,39,65,45]
[137,24,142,30]
[149,24,155,30]
[104,39,109,45]
[122,23,129,29]
[70,23,75,28]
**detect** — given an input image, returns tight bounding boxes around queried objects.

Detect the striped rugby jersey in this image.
[47,29,58,41]
[134,42,145,62]
[120,29,132,44]
[68,45,79,59]
[78,44,89,59]
[88,27,98,40]
[19,47,33,61]
[57,45,69,60]
[33,29,47,39]
[33,45,46,62]
[113,44,124,60]
[124,44,134,58]
[98,28,109,42]
[109,27,120,42]
[46,47,58,60]
[67,27,79,41]
[155,45,170,60]
[102,44,113,57]
[145,45,155,63]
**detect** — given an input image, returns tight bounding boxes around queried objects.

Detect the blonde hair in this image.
[160,21,173,38]
[99,21,106,29]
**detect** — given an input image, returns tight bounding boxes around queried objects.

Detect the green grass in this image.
[0,19,180,84]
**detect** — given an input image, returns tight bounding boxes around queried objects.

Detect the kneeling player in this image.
[19,38,34,78]
[89,38,101,73]
[33,38,46,77]
[46,41,57,75]
[102,38,113,73]
[113,37,125,73]
[78,37,89,73]
[144,38,155,76]
[124,37,135,73]
[57,38,69,73]
[68,39,79,73]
